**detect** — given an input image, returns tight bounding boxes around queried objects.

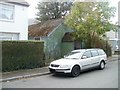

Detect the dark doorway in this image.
[74,40,81,50]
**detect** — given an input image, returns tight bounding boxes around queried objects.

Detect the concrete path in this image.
[2,67,50,82]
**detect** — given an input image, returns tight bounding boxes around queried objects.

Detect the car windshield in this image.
[65,53,81,59]
[65,51,80,57]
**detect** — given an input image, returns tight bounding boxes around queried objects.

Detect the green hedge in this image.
[2,40,44,72]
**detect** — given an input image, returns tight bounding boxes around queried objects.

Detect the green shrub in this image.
[101,40,112,57]
[93,36,112,57]
[2,40,44,72]
[84,35,112,57]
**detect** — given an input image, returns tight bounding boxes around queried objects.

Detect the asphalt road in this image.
[2,60,118,88]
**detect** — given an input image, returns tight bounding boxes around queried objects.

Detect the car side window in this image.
[82,51,92,59]
[91,50,99,57]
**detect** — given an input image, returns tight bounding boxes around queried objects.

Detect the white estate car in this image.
[49,49,107,77]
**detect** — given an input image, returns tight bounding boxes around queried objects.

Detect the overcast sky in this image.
[25,0,119,24]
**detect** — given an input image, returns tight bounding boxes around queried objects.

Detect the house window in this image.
[0,32,19,40]
[0,36,12,40]
[115,31,118,38]
[35,37,41,40]
[0,3,14,21]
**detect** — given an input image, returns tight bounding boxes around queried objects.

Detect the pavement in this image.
[1,54,119,82]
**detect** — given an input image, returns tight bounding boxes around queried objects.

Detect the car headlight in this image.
[59,65,70,68]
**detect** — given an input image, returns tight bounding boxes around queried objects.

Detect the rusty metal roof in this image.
[28,19,63,37]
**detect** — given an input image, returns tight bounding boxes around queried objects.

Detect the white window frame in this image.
[115,30,118,39]
[0,2,15,22]
[0,32,20,40]
[0,36,12,40]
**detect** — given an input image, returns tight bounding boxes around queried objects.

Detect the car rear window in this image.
[97,49,105,55]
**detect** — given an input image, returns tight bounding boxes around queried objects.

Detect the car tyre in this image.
[99,61,105,70]
[71,65,80,77]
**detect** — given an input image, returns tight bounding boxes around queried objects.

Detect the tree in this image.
[65,2,116,48]
[36,1,72,21]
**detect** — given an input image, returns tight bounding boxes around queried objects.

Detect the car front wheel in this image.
[99,61,105,70]
[71,65,80,77]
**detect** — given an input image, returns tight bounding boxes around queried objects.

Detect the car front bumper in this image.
[49,67,71,73]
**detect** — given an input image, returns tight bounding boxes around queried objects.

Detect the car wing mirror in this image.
[82,55,87,59]
[64,55,66,58]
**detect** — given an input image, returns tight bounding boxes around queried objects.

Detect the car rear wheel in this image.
[71,65,80,77]
[99,61,105,70]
